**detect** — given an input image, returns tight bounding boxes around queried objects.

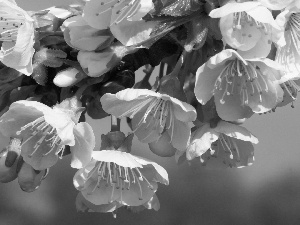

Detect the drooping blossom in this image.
[186,121,258,168]
[74,132,168,211]
[0,0,35,75]
[101,54,196,151]
[83,0,159,46]
[194,49,284,121]
[101,88,196,151]
[209,0,279,58]
[0,97,95,170]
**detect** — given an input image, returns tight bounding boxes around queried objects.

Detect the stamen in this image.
[219,135,234,159]
[16,117,45,135]
[119,97,153,118]
[136,168,154,190]
[132,169,143,200]
[111,0,140,25]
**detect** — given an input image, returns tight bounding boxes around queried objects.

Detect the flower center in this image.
[87,161,154,202]
[232,11,269,35]
[0,10,24,42]
[136,98,175,141]
[96,0,140,26]
[202,135,241,168]
[16,116,65,158]
[215,59,269,106]
[120,97,175,141]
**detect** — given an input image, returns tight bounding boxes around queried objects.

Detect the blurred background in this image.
[1,1,300,224]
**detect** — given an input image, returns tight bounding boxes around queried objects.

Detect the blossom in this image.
[194,49,284,121]
[0,97,95,170]
[273,2,300,78]
[83,0,158,46]
[0,0,35,75]
[209,0,279,58]
[186,121,258,168]
[74,132,168,209]
[100,88,196,150]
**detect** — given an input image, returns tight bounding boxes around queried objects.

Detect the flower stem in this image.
[178,50,188,87]
[111,115,121,132]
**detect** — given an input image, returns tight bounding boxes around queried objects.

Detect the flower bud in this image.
[0,138,22,183]
[53,68,86,87]
[17,162,47,192]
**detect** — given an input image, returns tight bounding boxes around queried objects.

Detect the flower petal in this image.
[92,150,143,168]
[115,88,160,101]
[73,159,97,190]
[215,121,258,144]
[62,16,112,51]
[258,0,294,10]
[133,155,169,185]
[167,96,196,122]
[214,91,254,121]
[167,118,191,151]
[70,122,95,169]
[247,78,283,113]
[77,50,113,77]
[43,108,75,146]
[246,5,279,29]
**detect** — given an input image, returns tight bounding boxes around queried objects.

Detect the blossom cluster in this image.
[0,0,299,216]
